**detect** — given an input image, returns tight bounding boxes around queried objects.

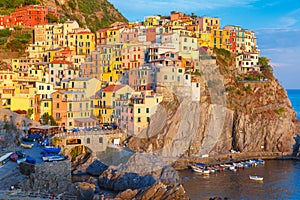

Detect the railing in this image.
[62,98,90,102]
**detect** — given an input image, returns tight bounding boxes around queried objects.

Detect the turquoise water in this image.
[287,89,300,118]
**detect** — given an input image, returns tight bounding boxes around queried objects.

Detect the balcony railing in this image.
[62,98,90,102]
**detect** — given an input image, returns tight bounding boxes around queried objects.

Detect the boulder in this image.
[86,160,108,176]
[116,189,139,199]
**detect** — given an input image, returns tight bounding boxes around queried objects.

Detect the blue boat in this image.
[195,162,207,167]
[25,155,36,164]
[43,146,61,154]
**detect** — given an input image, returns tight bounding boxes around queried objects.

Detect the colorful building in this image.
[98,84,134,124]
[9,5,58,27]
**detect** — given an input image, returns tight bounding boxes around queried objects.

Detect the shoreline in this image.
[172,151,298,170]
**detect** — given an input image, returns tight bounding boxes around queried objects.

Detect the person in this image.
[100,192,105,200]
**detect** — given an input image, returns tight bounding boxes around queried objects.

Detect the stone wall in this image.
[21,161,75,194]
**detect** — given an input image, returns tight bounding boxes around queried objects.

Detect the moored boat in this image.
[42,155,67,162]
[43,146,61,154]
[21,143,34,149]
[249,175,263,181]
[0,152,13,168]
[25,155,36,164]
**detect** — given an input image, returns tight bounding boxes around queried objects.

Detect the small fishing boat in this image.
[22,137,35,142]
[17,157,26,164]
[191,165,203,173]
[25,155,36,164]
[20,143,34,149]
[42,155,67,162]
[0,152,13,168]
[43,146,61,154]
[249,175,263,181]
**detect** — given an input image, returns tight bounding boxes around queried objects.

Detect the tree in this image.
[27,108,33,118]
[46,13,59,23]
[41,113,57,126]
[258,57,270,67]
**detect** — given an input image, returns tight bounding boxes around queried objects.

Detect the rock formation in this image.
[126,55,296,159]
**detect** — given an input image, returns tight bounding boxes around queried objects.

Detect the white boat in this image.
[249,175,263,181]
[0,152,13,168]
[229,166,237,172]
[17,157,26,164]
[191,165,203,173]
[42,155,67,162]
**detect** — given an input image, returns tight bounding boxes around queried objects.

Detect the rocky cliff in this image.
[127,53,297,159]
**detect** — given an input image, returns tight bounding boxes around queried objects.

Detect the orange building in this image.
[9,5,58,27]
[52,90,67,128]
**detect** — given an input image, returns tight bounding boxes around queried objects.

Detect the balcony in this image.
[62,98,90,102]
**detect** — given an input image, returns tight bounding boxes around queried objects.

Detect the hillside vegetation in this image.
[0,0,127,32]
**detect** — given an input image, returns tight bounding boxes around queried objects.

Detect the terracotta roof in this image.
[102,84,125,92]
[77,31,93,34]
[50,60,73,65]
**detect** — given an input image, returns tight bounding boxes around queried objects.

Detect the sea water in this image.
[287,89,300,119]
[179,89,300,199]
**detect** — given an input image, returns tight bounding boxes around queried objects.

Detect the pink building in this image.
[120,28,139,43]
[122,44,147,70]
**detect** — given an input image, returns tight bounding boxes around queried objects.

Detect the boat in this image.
[17,157,26,164]
[43,146,61,154]
[0,152,13,168]
[42,155,67,162]
[191,165,203,173]
[25,155,36,164]
[22,137,35,142]
[249,175,263,181]
[16,151,26,158]
[21,143,34,149]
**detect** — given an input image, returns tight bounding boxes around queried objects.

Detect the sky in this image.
[109,0,300,89]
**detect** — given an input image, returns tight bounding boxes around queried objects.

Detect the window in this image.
[138,108,141,113]
[99,137,103,143]
[137,117,141,122]
[146,108,149,113]
[44,102,48,107]
[87,138,90,144]
[164,75,168,80]
[56,103,60,108]
[147,117,150,123]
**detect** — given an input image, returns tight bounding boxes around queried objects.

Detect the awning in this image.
[74,118,97,123]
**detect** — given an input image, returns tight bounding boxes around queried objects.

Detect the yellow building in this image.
[98,84,134,124]
[106,28,122,45]
[26,44,47,59]
[198,16,220,31]
[75,31,95,55]
[11,86,39,121]
[198,32,211,47]
[120,90,163,135]
[57,77,101,129]
[36,82,56,117]
[144,16,160,27]
[210,29,231,50]
[11,57,41,71]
